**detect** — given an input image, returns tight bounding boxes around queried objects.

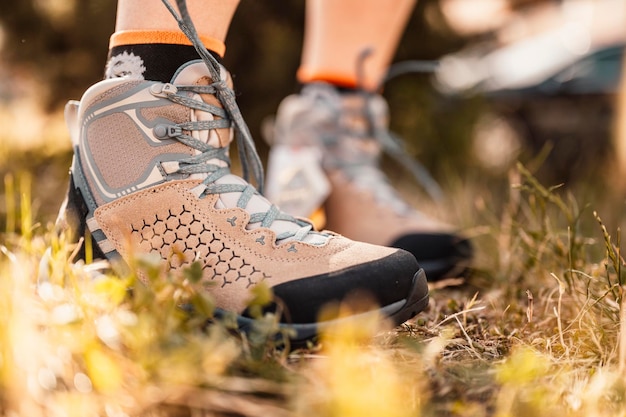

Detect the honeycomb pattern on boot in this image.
[130,204,271,289]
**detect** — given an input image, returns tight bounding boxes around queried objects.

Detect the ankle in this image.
[105,30,223,82]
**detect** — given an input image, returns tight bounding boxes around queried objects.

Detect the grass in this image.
[2,130,626,416]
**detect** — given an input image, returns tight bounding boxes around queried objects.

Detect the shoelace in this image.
[363,89,444,203]
[360,51,444,203]
[310,82,442,216]
[161,0,263,190]
[305,50,445,214]
[160,0,320,244]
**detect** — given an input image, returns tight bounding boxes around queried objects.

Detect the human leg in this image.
[298,0,415,91]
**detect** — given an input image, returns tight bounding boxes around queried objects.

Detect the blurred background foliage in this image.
[0,0,624,225]
[0,0,472,162]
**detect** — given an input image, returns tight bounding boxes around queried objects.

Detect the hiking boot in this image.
[266,83,472,281]
[56,56,429,341]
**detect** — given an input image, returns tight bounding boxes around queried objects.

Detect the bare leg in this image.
[106,0,239,81]
[298,0,416,91]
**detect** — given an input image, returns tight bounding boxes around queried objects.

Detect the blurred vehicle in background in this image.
[436,0,626,185]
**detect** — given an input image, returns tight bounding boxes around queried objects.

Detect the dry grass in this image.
[3,121,626,416]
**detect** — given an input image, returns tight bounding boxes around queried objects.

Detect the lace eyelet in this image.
[150,82,178,97]
[154,124,182,139]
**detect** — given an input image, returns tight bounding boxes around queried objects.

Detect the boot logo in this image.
[105,51,146,80]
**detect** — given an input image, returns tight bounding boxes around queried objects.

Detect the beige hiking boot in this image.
[267,83,473,281]
[57,49,428,341]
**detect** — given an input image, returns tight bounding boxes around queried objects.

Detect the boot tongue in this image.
[171,61,233,148]
[171,61,326,245]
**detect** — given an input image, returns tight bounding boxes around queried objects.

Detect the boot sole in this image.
[216,268,429,344]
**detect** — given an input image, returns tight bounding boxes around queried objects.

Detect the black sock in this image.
[105,44,221,82]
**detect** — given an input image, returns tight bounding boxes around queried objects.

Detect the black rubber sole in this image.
[418,256,472,282]
[56,174,105,261]
[217,268,429,344]
[391,233,473,282]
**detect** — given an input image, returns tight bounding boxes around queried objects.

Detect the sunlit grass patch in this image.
[3,161,626,416]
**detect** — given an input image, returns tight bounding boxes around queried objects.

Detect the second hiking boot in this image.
[267,83,472,281]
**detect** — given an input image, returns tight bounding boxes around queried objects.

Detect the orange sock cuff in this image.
[297,67,360,89]
[110,30,226,57]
